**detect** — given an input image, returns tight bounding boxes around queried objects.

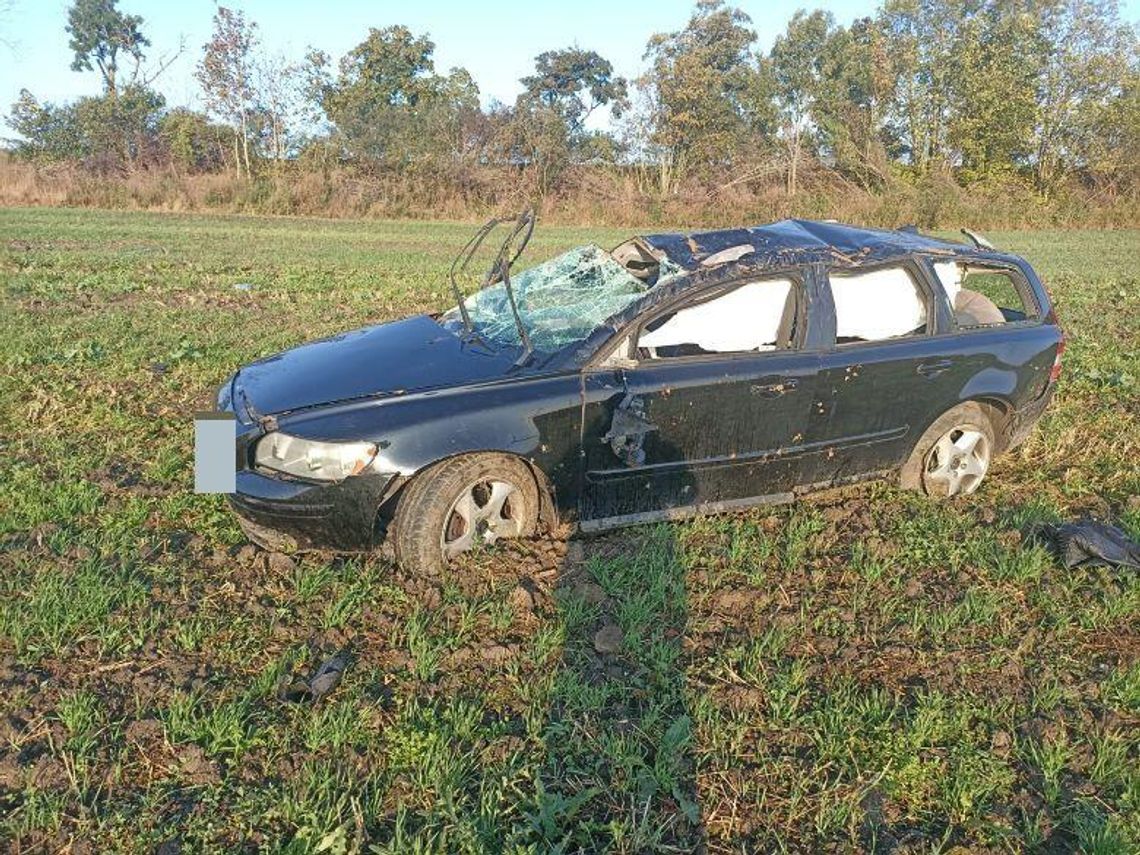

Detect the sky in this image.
[2,0,1139,127]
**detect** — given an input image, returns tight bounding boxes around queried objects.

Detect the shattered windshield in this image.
[440,245,653,351]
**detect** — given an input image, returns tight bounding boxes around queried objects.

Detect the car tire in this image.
[392,453,540,574]
[899,402,996,499]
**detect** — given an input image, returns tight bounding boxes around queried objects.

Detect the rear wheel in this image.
[900,403,995,498]
[392,454,539,574]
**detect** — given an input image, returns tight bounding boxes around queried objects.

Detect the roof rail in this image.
[960,228,995,250]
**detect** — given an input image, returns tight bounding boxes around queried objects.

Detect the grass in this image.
[1,207,1138,852]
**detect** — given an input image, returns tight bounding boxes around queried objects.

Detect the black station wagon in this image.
[216,216,1064,572]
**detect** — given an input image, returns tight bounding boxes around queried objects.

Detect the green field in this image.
[1,208,1138,852]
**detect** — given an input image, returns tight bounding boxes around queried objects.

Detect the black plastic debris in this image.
[1037,519,1140,570]
[276,651,350,703]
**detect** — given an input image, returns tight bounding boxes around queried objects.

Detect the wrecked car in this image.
[216,214,1064,572]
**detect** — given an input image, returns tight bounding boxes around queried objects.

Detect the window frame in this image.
[610,270,810,366]
[922,257,1044,333]
[824,258,937,349]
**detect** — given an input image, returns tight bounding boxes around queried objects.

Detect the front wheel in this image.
[392,454,539,574]
[900,403,995,498]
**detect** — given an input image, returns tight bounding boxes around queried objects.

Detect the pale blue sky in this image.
[2,0,1138,123]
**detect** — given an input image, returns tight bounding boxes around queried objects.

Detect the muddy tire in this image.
[392,453,539,574]
[900,402,996,499]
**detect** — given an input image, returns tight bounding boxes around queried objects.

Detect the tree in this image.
[74,84,164,169]
[7,90,84,160]
[65,0,149,97]
[770,10,834,195]
[519,48,627,138]
[1031,0,1139,194]
[640,0,761,189]
[947,2,1040,182]
[255,52,306,163]
[159,108,230,175]
[7,85,163,170]
[511,48,627,193]
[878,0,971,173]
[317,26,480,171]
[195,6,258,177]
[805,18,894,189]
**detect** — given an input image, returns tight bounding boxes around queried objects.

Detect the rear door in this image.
[802,259,964,485]
[579,269,823,526]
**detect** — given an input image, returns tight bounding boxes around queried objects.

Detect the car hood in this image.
[234,315,519,416]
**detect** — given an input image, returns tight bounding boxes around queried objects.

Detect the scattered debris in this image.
[232,282,255,291]
[1036,518,1140,569]
[276,651,350,703]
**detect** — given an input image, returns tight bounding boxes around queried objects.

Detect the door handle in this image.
[916,359,952,378]
[751,378,799,397]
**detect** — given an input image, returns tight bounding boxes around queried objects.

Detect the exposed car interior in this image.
[636,278,798,358]
[933,261,1030,326]
[610,238,674,286]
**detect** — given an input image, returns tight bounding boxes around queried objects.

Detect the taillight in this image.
[1050,335,1065,383]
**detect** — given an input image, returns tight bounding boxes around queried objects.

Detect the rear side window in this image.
[933,262,1039,328]
[829,266,928,344]
[637,278,796,359]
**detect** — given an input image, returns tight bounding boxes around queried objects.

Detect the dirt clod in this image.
[125,717,165,745]
[508,580,537,613]
[235,544,259,564]
[480,644,514,663]
[574,580,608,606]
[177,744,220,786]
[266,552,296,575]
[594,623,624,655]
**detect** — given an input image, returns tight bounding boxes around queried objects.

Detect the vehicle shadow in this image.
[524,447,705,851]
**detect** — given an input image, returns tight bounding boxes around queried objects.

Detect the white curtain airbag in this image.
[639,279,792,353]
[831,267,927,341]
[933,261,964,306]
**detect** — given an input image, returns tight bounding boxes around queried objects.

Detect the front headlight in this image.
[255,433,379,482]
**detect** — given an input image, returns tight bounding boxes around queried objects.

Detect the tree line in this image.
[5,0,1139,226]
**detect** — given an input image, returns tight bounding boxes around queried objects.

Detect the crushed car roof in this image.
[641,218,983,271]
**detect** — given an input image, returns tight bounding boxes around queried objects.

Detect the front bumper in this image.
[228,464,398,552]
[226,471,396,551]
[218,372,401,551]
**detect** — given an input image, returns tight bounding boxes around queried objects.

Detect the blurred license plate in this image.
[194,412,236,493]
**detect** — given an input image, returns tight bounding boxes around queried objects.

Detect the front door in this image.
[579,273,820,527]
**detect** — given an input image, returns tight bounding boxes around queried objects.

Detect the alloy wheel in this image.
[440,479,524,559]
[923,426,991,497]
